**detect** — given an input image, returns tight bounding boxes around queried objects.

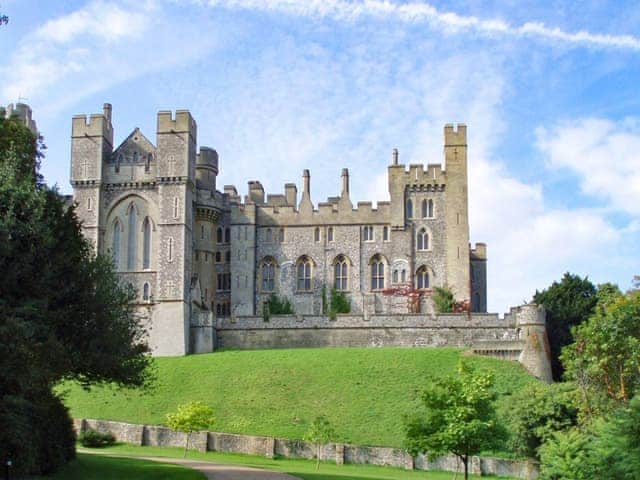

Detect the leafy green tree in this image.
[405,362,506,480]
[505,382,579,459]
[432,285,455,313]
[533,273,597,380]
[304,416,335,471]
[562,289,640,409]
[538,428,599,480]
[166,401,215,458]
[0,115,150,474]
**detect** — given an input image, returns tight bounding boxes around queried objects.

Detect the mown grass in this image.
[83,443,515,480]
[60,348,537,450]
[44,453,205,479]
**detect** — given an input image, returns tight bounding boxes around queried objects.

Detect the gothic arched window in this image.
[328,227,334,242]
[427,198,434,218]
[217,227,223,243]
[112,219,121,269]
[370,255,385,290]
[261,257,276,292]
[297,256,312,291]
[334,255,348,291]
[406,199,413,219]
[416,266,430,289]
[266,228,273,243]
[143,282,150,301]
[417,228,429,251]
[127,203,137,270]
[224,227,230,243]
[142,217,151,269]
[279,228,285,242]
[421,199,427,218]
[314,227,320,242]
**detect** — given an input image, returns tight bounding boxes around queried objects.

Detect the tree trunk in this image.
[315,443,320,471]
[464,455,469,480]
[184,432,191,459]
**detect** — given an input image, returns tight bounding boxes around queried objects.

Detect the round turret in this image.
[196,147,219,192]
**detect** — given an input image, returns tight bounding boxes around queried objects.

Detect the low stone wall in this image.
[75,418,538,478]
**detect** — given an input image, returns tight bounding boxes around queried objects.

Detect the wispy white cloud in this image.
[536,117,640,215]
[0,0,220,113]
[189,0,640,52]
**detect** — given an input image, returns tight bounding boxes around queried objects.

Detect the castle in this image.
[68,104,493,355]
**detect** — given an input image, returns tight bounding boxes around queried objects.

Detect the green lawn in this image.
[84,443,514,480]
[45,453,205,479]
[60,348,537,449]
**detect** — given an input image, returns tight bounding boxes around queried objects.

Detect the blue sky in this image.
[1,0,638,312]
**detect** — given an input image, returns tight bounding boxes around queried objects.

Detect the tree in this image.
[538,428,599,480]
[405,362,506,480]
[432,285,455,313]
[304,416,335,471]
[505,382,579,459]
[166,402,215,458]
[0,115,150,475]
[562,289,640,409]
[533,273,597,380]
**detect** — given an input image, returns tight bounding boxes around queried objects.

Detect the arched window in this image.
[328,227,334,242]
[216,227,223,243]
[417,228,429,251]
[314,227,320,242]
[392,269,398,284]
[173,197,179,219]
[371,255,385,290]
[87,197,92,211]
[416,266,430,289]
[266,229,273,243]
[145,153,152,172]
[427,199,434,218]
[279,228,285,242]
[112,219,121,269]
[142,217,151,269]
[261,257,276,291]
[421,199,427,218]
[215,251,221,262]
[406,199,413,219]
[127,203,137,270]
[143,282,150,301]
[297,256,312,291]
[383,226,389,241]
[334,255,348,291]
[224,227,230,243]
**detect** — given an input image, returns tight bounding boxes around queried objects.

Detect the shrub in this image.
[432,285,455,313]
[329,288,350,320]
[78,429,116,448]
[264,294,294,321]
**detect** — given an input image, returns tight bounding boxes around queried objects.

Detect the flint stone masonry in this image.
[69,104,489,356]
[74,419,538,478]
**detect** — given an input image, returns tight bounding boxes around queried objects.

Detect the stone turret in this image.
[516,304,553,383]
[196,147,218,192]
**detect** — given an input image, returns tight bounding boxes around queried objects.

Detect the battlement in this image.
[72,103,113,141]
[157,110,197,137]
[444,123,467,146]
[388,162,446,188]
[3,103,38,134]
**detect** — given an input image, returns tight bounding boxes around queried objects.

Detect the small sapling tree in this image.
[304,416,335,471]
[405,361,506,480]
[432,285,455,313]
[166,402,215,458]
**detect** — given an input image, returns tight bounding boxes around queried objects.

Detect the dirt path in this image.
[80,451,301,480]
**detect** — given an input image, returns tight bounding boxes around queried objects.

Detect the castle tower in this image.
[70,103,113,250]
[194,147,220,311]
[443,124,471,302]
[153,110,197,355]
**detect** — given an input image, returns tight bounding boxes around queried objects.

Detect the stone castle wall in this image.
[74,418,538,478]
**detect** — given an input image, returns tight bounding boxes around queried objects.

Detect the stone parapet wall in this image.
[74,419,537,478]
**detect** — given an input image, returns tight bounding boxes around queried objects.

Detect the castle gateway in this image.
[70,105,488,356]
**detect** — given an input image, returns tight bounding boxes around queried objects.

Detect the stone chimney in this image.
[392,148,399,165]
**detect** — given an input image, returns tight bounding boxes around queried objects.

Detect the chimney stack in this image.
[392,148,399,165]
[103,103,112,123]
[341,168,349,196]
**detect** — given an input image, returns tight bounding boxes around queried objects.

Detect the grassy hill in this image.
[60,348,537,449]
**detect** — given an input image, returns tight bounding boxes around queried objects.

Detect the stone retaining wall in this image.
[75,418,538,478]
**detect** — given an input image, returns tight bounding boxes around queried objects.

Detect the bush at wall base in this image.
[78,429,116,448]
